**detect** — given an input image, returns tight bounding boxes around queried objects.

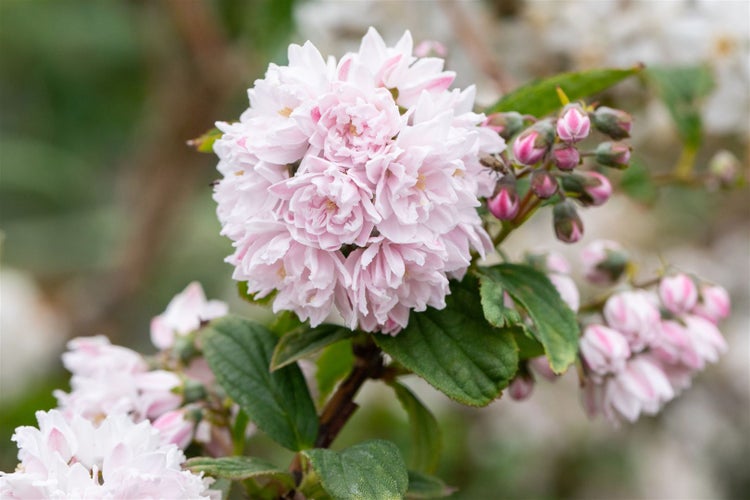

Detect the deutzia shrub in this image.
[2,27,737,499]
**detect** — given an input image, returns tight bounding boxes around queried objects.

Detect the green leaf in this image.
[389,382,442,474]
[316,340,355,405]
[271,324,358,371]
[202,316,318,450]
[513,330,545,360]
[188,127,223,153]
[479,277,524,329]
[619,158,658,204]
[478,264,579,374]
[375,277,519,407]
[646,66,714,148]
[268,310,306,336]
[185,456,293,486]
[302,439,409,500]
[486,65,643,116]
[406,471,456,499]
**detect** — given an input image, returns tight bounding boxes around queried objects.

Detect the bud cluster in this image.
[580,272,730,424]
[502,242,730,423]
[483,102,634,244]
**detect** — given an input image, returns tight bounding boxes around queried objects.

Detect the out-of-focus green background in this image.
[1,1,748,498]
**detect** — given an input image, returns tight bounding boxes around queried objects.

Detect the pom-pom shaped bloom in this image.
[151,282,228,350]
[0,410,215,499]
[213,28,504,333]
[54,336,182,422]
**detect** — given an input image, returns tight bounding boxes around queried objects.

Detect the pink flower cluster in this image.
[213,28,504,334]
[581,274,729,423]
[54,283,229,452]
[0,410,216,499]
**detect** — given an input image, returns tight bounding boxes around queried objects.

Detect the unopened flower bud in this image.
[488,181,520,220]
[513,120,554,165]
[603,290,660,351]
[508,371,535,401]
[549,273,580,312]
[560,171,611,206]
[591,106,632,140]
[530,170,559,199]
[708,150,742,188]
[484,111,525,140]
[595,141,631,168]
[552,145,581,171]
[659,274,698,315]
[153,409,196,450]
[556,104,591,143]
[553,200,584,243]
[581,171,612,206]
[580,324,631,376]
[692,284,731,324]
[581,239,629,285]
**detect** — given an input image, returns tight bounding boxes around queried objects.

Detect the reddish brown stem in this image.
[314,339,383,448]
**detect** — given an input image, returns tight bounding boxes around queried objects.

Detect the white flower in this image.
[0,410,216,499]
[150,282,228,350]
[54,336,182,422]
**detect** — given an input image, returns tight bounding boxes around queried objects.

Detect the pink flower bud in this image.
[549,273,580,312]
[581,171,612,206]
[553,200,583,243]
[595,141,631,169]
[651,320,695,367]
[552,145,580,171]
[692,284,731,324]
[681,315,728,368]
[580,324,631,376]
[604,290,660,351]
[556,104,591,143]
[483,111,525,139]
[512,121,553,165]
[581,239,629,285]
[591,106,632,140]
[530,170,558,199]
[526,251,571,274]
[488,183,519,220]
[152,409,196,450]
[658,274,698,315]
[508,372,535,401]
[529,356,559,381]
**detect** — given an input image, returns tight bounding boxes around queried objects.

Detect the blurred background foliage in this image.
[1,1,748,498]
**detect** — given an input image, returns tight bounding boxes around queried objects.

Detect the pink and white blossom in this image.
[151,282,228,350]
[152,409,196,450]
[584,355,674,424]
[580,324,631,377]
[691,283,731,324]
[603,290,660,351]
[213,27,504,333]
[0,410,216,499]
[556,104,591,143]
[658,273,698,315]
[54,336,182,422]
